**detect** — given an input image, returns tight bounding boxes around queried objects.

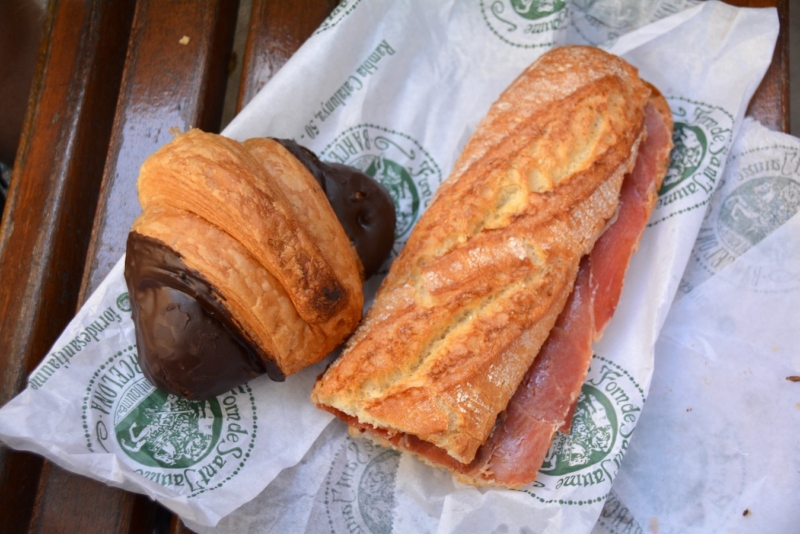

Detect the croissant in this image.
[125,130,395,399]
[311,46,673,486]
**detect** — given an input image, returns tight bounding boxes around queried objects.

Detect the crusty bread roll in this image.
[312,46,662,469]
[126,130,365,398]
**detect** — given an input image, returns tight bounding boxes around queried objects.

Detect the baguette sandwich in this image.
[311,46,674,487]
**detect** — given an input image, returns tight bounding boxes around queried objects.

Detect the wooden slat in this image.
[0,0,789,532]
[79,0,242,297]
[726,0,790,132]
[26,1,239,533]
[0,0,136,532]
[237,0,338,111]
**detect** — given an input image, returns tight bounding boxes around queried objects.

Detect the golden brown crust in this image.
[243,138,365,284]
[133,130,363,375]
[312,46,652,464]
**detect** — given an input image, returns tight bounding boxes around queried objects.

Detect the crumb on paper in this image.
[686,407,692,412]
[786,376,800,382]
[169,126,182,136]
[648,517,659,533]
[743,509,751,517]
[772,346,779,351]
[179,35,190,45]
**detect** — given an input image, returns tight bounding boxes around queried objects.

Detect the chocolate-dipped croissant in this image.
[125,130,395,399]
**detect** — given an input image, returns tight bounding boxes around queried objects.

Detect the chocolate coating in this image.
[125,232,284,400]
[276,139,396,278]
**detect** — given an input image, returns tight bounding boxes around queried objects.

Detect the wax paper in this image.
[603,118,800,534]
[0,0,780,531]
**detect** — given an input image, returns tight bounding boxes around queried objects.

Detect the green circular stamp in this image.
[480,0,568,48]
[661,122,708,196]
[569,0,690,47]
[319,436,400,534]
[524,356,645,505]
[688,145,800,292]
[651,98,734,226]
[114,381,223,469]
[717,177,800,255]
[82,347,258,496]
[539,385,618,476]
[358,450,398,534]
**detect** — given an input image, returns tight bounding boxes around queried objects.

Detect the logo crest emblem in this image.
[525,356,644,506]
[116,292,131,313]
[540,386,617,476]
[569,0,688,46]
[717,177,800,255]
[115,384,222,468]
[682,144,800,293]
[83,346,258,495]
[651,98,734,226]
[309,435,400,534]
[661,122,708,195]
[481,0,568,48]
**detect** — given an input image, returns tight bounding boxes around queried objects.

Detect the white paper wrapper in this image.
[679,118,800,296]
[0,0,780,531]
[603,118,800,534]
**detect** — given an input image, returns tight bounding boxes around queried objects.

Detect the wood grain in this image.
[725,0,789,132]
[0,0,788,532]
[80,0,241,298]
[237,0,338,111]
[27,1,239,533]
[0,0,136,532]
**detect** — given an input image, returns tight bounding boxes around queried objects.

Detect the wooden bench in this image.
[0,1,788,532]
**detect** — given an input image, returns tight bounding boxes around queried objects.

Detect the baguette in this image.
[311,46,672,484]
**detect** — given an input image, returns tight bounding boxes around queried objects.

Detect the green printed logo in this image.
[83,347,257,496]
[311,436,400,534]
[686,145,800,292]
[481,0,568,48]
[717,178,800,254]
[540,385,617,476]
[651,98,734,226]
[570,0,642,45]
[525,356,644,505]
[314,0,363,34]
[115,384,222,468]
[321,125,442,256]
[661,122,707,195]
[358,450,398,534]
[569,0,693,46]
[116,292,131,313]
